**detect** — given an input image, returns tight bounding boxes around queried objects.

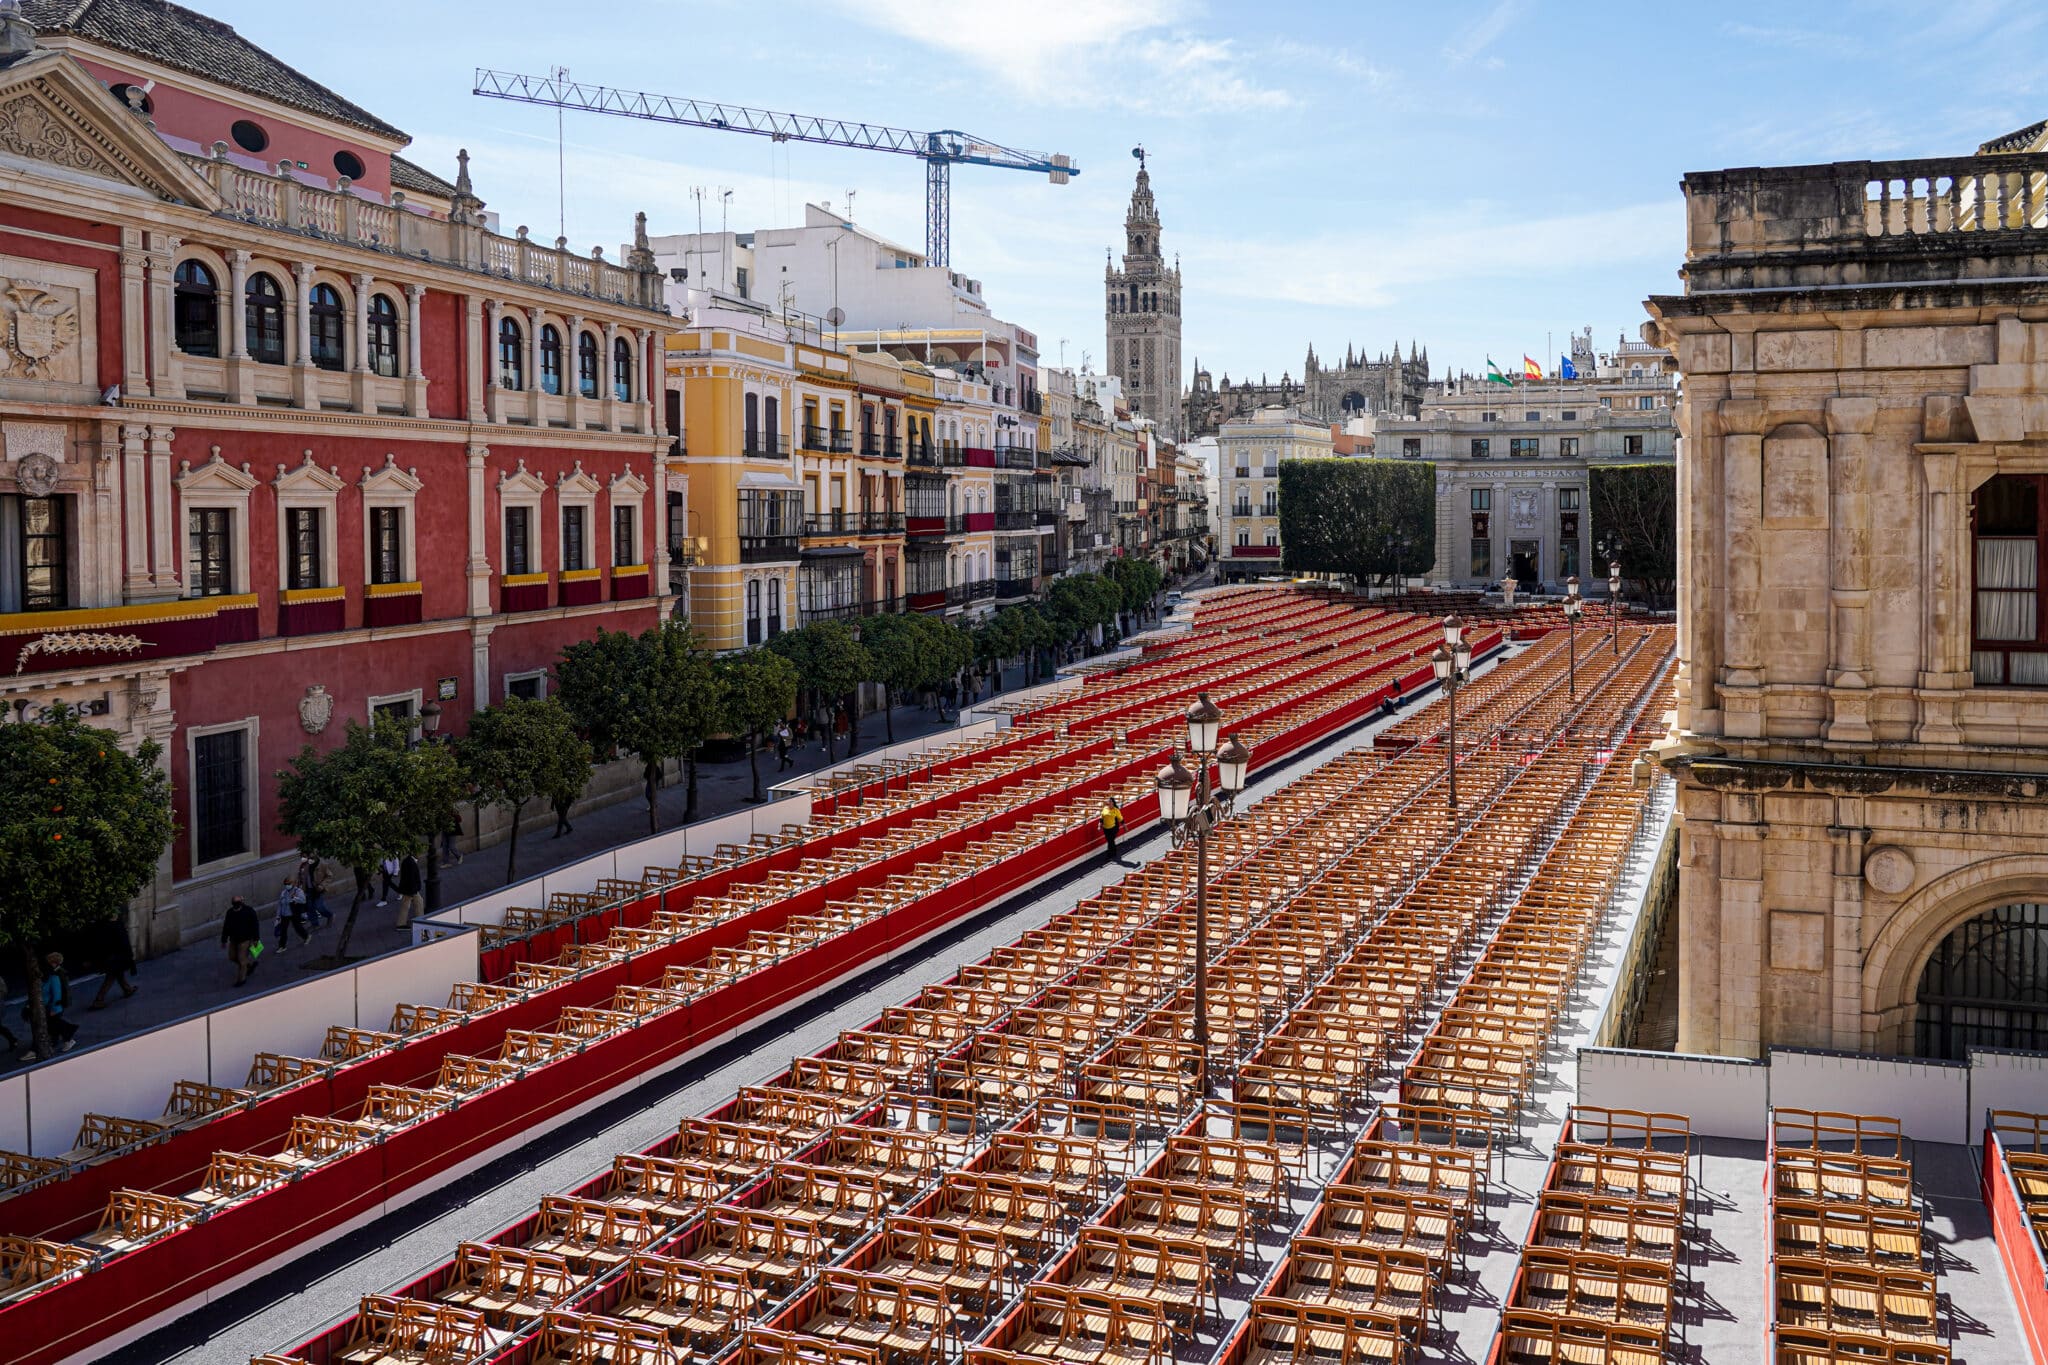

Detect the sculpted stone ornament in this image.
[13,449,56,495]
[0,281,79,379]
[1864,845,1917,896]
[298,683,334,735]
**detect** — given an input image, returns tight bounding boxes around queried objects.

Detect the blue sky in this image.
[200,0,2042,385]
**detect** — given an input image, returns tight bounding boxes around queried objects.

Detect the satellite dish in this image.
[826,307,845,326]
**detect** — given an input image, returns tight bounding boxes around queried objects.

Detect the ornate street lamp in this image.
[1153,692,1248,1095]
[417,699,446,913]
[1563,576,1583,701]
[1432,615,1472,818]
[1608,559,1622,655]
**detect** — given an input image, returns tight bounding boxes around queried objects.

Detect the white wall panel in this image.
[0,1072,25,1155]
[1575,1048,1770,1140]
[1970,1051,2048,1144]
[355,930,479,1033]
[206,973,355,1082]
[24,1018,209,1156]
[1768,1049,1971,1145]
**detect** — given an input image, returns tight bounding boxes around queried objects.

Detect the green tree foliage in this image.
[556,622,720,833]
[1105,557,1164,618]
[767,620,873,761]
[1277,459,1437,588]
[1044,573,1121,645]
[1589,463,1678,605]
[457,697,592,883]
[861,612,970,741]
[0,706,175,1055]
[716,647,800,802]
[276,715,464,959]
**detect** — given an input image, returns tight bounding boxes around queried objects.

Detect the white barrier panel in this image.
[683,806,769,862]
[1769,1049,1971,1145]
[0,1072,25,1154]
[636,829,691,877]
[1969,1050,2048,1141]
[27,1019,208,1155]
[207,971,356,1084]
[354,931,479,1038]
[450,883,530,928]
[25,1017,210,1156]
[540,850,620,906]
[1575,1048,1770,1140]
[752,796,806,839]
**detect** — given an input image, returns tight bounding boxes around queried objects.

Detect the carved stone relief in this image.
[0,92,121,178]
[0,254,97,394]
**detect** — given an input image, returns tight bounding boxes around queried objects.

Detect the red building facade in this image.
[0,2,674,949]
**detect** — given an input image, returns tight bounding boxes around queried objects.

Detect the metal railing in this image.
[739,533,800,562]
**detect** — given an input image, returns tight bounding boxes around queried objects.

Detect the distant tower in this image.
[1105,149,1183,441]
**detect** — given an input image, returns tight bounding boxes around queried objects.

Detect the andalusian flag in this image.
[1485,358,1512,386]
[1523,355,1543,381]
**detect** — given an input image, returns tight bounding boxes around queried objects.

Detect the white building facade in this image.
[1217,407,1334,581]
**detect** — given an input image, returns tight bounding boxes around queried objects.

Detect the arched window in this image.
[577,331,600,398]
[245,272,285,364]
[172,260,219,357]
[367,295,400,378]
[539,325,563,395]
[612,336,634,401]
[497,316,524,390]
[308,283,345,371]
[1916,901,2048,1056]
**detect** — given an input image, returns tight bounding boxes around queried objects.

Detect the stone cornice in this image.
[1672,753,2048,800]
[113,398,669,454]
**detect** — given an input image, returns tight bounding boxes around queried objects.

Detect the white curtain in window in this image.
[2011,651,2048,686]
[1980,537,2038,589]
[1978,590,2036,641]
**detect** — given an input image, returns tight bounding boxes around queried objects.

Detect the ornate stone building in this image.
[0,0,669,949]
[1183,343,1429,438]
[1105,157,1182,441]
[1645,127,2048,1060]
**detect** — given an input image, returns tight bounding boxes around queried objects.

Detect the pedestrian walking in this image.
[376,854,399,907]
[222,897,262,985]
[439,815,465,866]
[86,915,139,1010]
[1098,798,1125,860]
[299,854,334,928]
[774,722,793,771]
[395,853,424,929]
[18,953,79,1059]
[274,877,310,951]
[552,793,575,838]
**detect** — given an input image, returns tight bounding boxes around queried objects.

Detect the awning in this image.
[738,471,802,490]
[801,545,867,560]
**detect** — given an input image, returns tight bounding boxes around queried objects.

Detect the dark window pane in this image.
[371,507,403,584]
[368,295,400,378]
[540,325,562,395]
[20,496,67,611]
[506,506,531,576]
[577,332,599,397]
[188,507,232,596]
[308,284,345,371]
[286,507,323,590]
[173,260,219,357]
[563,506,586,572]
[498,318,524,390]
[246,273,285,364]
[1979,475,2040,537]
[194,729,248,864]
[614,505,634,567]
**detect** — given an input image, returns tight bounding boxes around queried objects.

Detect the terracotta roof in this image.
[21,0,407,140]
[1978,118,2047,155]
[390,153,456,198]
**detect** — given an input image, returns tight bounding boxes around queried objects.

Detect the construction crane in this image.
[473,69,1077,269]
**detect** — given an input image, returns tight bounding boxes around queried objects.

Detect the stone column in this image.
[1915,447,1968,743]
[525,307,543,425]
[563,314,585,429]
[145,235,178,397]
[119,230,150,398]
[290,261,317,409]
[120,423,150,595]
[404,283,428,418]
[226,249,254,405]
[147,425,176,590]
[1825,397,1878,741]
[1675,795,1723,1055]
[349,271,374,413]
[467,442,493,616]
[1828,808,1870,1050]
[483,300,502,424]
[464,295,487,422]
[1720,400,1767,736]
[601,322,621,432]
[471,620,498,713]
[1717,813,1767,1058]
[638,327,656,433]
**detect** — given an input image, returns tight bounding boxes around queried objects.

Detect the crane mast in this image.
[473,69,1077,268]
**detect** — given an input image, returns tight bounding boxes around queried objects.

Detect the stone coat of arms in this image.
[1,284,78,380]
[299,684,334,735]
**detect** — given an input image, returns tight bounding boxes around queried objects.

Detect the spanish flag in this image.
[1523,355,1543,381]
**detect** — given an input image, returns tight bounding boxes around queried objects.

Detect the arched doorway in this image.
[1913,901,2048,1058]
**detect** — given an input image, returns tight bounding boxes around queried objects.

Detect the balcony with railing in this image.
[940,442,966,468]
[906,440,939,468]
[999,445,1037,470]
[964,447,998,469]
[992,577,1034,601]
[802,511,860,539]
[801,424,831,452]
[830,429,854,454]
[861,434,904,459]
[182,147,664,314]
[945,579,997,607]
[994,509,1034,531]
[860,511,905,535]
[744,433,792,458]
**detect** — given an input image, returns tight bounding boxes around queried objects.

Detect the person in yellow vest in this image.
[1099,798,1125,859]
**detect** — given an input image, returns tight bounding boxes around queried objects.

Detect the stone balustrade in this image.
[181,146,665,314]
[1680,151,2048,266]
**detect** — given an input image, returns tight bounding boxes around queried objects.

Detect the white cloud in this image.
[1443,0,1527,65]
[814,0,1296,114]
